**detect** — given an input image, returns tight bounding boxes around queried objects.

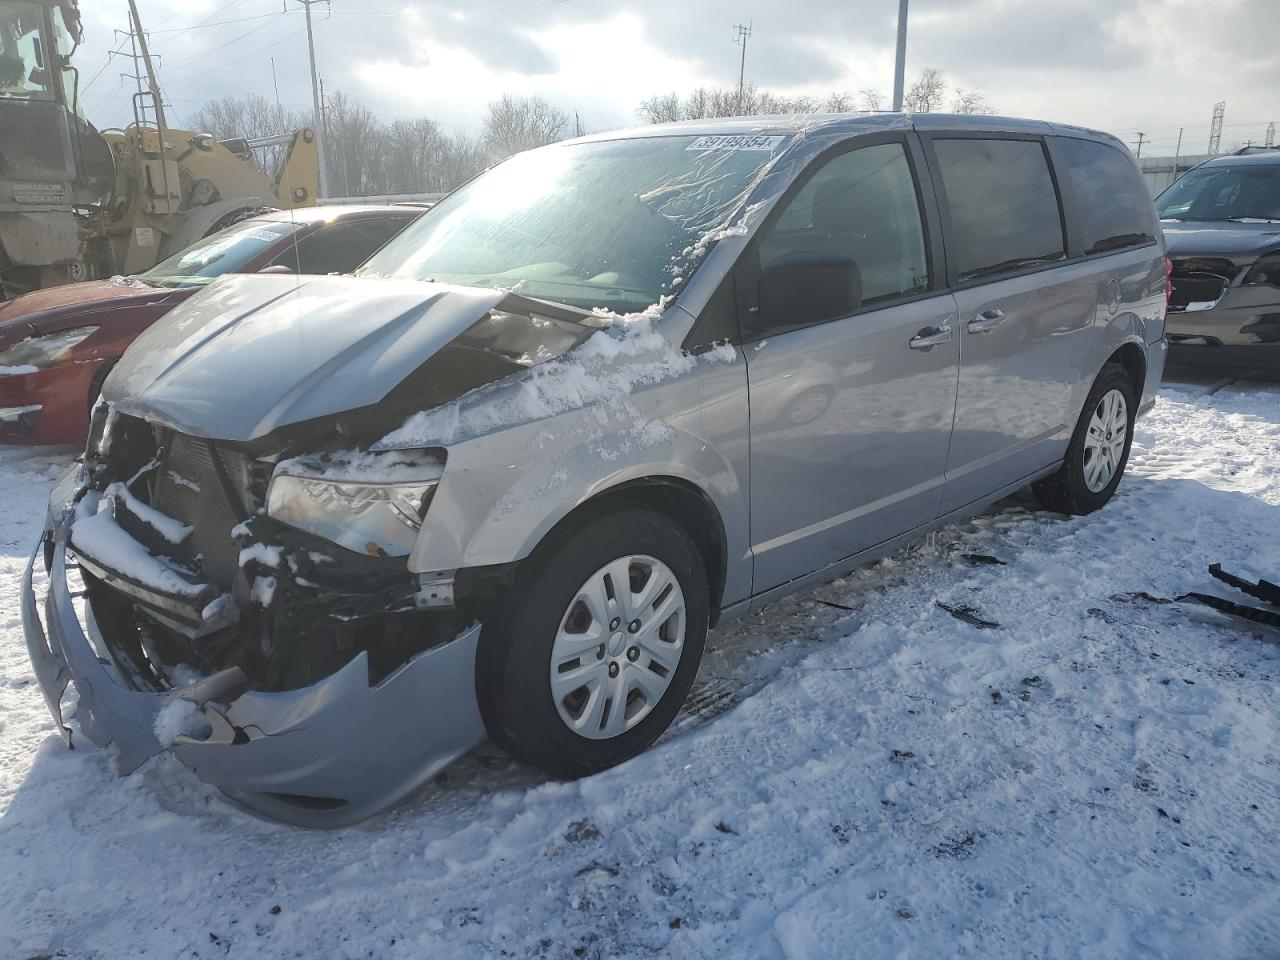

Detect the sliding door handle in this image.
[967,308,1007,334]
[908,324,954,351]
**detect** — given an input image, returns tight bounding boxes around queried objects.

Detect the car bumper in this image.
[23,499,486,828]
[0,363,100,446]
[1166,288,1280,371]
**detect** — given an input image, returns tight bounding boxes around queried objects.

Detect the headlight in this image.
[1242,254,1280,287]
[0,326,98,370]
[266,454,444,557]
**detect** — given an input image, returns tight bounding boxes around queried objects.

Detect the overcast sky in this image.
[75,0,1277,157]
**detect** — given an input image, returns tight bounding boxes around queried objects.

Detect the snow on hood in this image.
[102,274,509,442]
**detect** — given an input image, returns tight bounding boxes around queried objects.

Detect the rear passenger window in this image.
[759,142,929,309]
[933,138,1065,282]
[271,218,412,275]
[1051,137,1158,255]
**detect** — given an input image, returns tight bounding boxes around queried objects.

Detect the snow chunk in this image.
[239,543,282,569]
[249,575,277,606]
[378,308,719,449]
[107,482,191,545]
[69,498,205,599]
[165,470,201,493]
[152,699,211,747]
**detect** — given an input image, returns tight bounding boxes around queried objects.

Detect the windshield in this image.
[358,134,788,313]
[0,1,53,101]
[139,219,301,287]
[1157,163,1280,222]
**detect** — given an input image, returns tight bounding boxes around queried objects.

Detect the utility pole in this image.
[733,22,752,115]
[892,0,909,112]
[1172,127,1183,181]
[1132,132,1145,158]
[296,0,330,199]
[1208,101,1225,155]
[126,0,167,131]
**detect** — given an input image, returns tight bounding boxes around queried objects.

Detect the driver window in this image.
[0,2,52,99]
[759,142,929,308]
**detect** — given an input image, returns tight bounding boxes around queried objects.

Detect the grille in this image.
[148,432,258,588]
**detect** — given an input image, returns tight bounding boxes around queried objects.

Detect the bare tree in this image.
[904,68,947,114]
[822,92,855,113]
[951,88,993,115]
[482,94,569,160]
[637,92,682,124]
[859,88,883,112]
[187,94,306,176]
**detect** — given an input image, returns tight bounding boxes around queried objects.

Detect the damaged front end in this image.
[23,415,489,825]
[21,277,614,825]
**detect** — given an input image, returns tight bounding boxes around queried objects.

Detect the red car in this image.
[0,205,424,446]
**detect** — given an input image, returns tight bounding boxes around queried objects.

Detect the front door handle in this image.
[968,308,1007,334]
[908,324,954,351]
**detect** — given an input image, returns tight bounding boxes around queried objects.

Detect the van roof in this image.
[574,112,1122,148]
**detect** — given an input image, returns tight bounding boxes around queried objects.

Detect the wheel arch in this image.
[529,475,730,625]
[1107,340,1147,400]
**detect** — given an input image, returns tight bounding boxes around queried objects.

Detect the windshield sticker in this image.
[687,135,785,153]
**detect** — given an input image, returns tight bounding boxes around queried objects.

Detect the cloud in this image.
[71,0,1280,152]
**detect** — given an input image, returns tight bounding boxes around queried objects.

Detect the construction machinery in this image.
[0,0,319,298]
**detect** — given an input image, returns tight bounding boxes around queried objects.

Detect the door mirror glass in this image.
[757,252,862,330]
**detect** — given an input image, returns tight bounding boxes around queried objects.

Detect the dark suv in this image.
[1157,152,1280,371]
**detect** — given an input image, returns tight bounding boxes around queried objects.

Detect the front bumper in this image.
[0,363,99,446]
[22,513,486,828]
[1166,287,1280,372]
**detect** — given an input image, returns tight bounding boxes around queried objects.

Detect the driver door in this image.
[742,137,960,594]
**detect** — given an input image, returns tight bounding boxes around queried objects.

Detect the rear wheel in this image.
[477,508,708,778]
[1033,362,1137,515]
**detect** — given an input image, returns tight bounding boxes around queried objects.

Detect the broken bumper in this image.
[22,516,486,828]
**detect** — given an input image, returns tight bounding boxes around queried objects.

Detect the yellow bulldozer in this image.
[0,0,319,298]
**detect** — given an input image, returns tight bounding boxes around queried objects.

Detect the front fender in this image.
[410,346,752,608]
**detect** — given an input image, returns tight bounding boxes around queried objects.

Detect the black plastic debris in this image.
[936,601,1000,630]
[963,554,1007,567]
[1179,564,1280,631]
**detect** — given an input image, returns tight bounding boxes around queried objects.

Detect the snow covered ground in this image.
[2,375,1278,960]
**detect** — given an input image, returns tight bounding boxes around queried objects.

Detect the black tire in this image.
[1033,361,1137,515]
[476,508,709,778]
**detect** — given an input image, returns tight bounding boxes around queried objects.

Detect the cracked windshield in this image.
[359,135,787,313]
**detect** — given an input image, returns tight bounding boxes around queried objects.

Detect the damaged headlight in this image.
[1242,254,1280,288]
[0,326,98,370]
[266,454,444,557]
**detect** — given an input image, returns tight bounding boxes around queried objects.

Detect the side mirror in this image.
[756,252,862,331]
[258,264,294,275]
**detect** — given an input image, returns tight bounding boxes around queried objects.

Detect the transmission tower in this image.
[733,22,752,114]
[1208,101,1225,155]
[1267,122,1276,148]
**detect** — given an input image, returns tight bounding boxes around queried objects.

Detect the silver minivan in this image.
[24,114,1168,826]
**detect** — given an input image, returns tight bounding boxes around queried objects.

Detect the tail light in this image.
[1165,256,1174,308]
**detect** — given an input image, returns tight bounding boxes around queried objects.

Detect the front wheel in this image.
[477,508,709,778]
[1033,362,1137,515]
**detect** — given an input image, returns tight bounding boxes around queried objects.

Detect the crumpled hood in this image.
[1162,220,1280,263]
[103,274,507,442]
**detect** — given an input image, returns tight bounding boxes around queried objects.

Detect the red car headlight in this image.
[0,326,99,371]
